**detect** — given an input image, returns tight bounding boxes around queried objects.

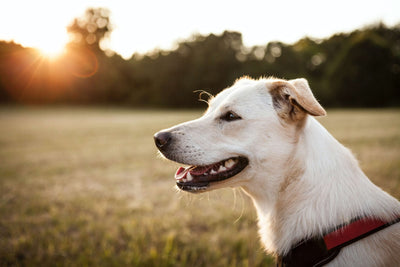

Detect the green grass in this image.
[0,107,399,266]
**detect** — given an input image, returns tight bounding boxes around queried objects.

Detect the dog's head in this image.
[154,77,325,193]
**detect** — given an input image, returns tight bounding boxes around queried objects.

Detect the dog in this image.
[154,77,400,266]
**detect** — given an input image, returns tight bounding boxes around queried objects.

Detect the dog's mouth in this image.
[175,156,249,193]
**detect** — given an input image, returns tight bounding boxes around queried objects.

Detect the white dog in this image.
[154,77,400,266]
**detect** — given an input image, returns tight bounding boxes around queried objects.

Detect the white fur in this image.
[156,77,400,266]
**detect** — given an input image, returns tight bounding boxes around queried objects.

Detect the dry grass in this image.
[0,107,399,266]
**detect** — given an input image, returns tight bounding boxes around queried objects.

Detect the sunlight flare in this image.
[36,38,67,59]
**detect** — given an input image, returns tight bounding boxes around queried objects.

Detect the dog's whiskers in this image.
[233,188,246,225]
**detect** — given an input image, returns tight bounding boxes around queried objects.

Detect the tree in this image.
[328,32,398,107]
[65,8,122,104]
[67,8,112,52]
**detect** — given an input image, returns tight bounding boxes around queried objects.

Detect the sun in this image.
[33,29,69,59]
[37,39,67,59]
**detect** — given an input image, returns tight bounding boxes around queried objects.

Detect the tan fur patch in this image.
[267,79,326,123]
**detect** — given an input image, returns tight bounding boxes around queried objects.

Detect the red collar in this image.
[277,216,400,267]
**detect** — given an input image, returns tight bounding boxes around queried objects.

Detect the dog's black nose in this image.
[154,131,172,150]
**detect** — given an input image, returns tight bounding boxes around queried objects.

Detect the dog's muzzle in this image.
[154,130,249,193]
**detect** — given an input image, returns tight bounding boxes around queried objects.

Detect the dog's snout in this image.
[154,131,172,150]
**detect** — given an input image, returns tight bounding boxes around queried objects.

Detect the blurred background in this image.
[0,0,399,266]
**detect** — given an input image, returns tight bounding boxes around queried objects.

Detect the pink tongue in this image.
[189,165,212,175]
[175,167,189,180]
[175,165,214,180]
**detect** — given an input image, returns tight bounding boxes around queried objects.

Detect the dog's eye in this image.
[221,111,241,122]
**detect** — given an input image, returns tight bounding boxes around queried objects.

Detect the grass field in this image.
[0,107,399,267]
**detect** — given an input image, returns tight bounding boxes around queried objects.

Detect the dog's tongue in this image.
[175,167,188,180]
[175,165,212,180]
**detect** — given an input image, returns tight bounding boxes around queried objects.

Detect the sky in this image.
[0,0,399,59]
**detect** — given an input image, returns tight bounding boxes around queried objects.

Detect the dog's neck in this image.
[242,117,400,255]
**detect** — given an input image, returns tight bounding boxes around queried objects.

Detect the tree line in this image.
[0,8,399,108]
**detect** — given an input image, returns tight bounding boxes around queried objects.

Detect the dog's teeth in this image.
[203,172,208,176]
[183,178,187,182]
[218,165,227,172]
[187,173,193,181]
[225,159,235,168]
[210,169,217,174]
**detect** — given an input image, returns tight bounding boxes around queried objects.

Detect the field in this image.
[0,107,399,267]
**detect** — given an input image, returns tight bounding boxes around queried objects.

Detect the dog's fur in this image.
[155,77,400,266]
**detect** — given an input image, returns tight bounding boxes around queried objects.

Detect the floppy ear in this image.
[269,78,326,121]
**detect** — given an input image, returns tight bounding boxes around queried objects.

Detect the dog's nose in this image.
[154,131,172,149]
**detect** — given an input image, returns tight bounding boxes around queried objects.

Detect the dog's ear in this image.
[269,78,326,121]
